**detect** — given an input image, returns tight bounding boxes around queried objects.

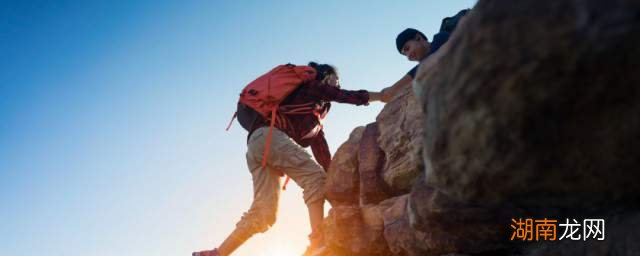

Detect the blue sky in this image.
[1,1,476,255]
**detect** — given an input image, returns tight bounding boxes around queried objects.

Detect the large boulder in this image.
[410,0,640,254]
[376,84,426,194]
[324,0,640,255]
[325,126,365,206]
[323,205,391,256]
[414,0,640,210]
[383,194,436,256]
[407,176,514,254]
[359,122,392,205]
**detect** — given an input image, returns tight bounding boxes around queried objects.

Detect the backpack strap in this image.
[282,176,291,190]
[261,106,293,191]
[225,111,238,131]
[261,106,277,168]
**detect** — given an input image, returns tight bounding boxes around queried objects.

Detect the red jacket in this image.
[249,80,370,171]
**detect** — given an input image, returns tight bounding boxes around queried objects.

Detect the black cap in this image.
[396,28,426,53]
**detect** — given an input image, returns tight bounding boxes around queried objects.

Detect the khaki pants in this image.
[231,127,326,241]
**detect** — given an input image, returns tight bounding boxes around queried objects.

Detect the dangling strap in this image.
[282,176,291,190]
[225,111,238,131]
[261,107,278,168]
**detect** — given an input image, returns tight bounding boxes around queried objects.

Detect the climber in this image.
[380,9,470,102]
[192,62,383,256]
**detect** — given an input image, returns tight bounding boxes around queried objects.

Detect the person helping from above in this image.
[380,9,470,102]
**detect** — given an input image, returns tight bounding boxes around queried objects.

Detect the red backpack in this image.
[226,64,317,189]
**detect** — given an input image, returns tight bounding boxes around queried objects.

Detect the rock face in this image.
[323,204,391,256]
[358,122,391,205]
[323,0,640,255]
[383,194,442,256]
[414,0,640,210]
[325,126,365,206]
[377,84,426,194]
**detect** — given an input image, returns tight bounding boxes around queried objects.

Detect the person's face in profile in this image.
[323,73,340,88]
[401,34,431,61]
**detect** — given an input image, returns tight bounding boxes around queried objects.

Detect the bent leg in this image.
[218,129,282,255]
[269,129,327,239]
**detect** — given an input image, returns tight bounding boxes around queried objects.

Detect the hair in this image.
[395,28,428,53]
[308,62,338,81]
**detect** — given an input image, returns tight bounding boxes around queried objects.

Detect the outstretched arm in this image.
[305,80,371,105]
[380,74,413,103]
[368,91,383,102]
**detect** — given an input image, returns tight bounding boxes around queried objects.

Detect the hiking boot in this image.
[192,248,220,256]
[302,227,326,256]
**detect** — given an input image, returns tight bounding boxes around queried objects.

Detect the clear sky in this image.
[1,1,476,255]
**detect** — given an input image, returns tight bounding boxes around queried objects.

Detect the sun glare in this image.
[267,244,299,256]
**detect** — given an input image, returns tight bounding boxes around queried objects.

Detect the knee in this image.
[236,205,278,235]
[302,171,326,205]
[262,206,277,227]
[301,167,326,190]
[253,205,277,233]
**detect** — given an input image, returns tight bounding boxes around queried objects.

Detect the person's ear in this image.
[415,33,424,42]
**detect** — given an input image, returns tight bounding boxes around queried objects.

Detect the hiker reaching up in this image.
[380,9,470,102]
[193,62,382,256]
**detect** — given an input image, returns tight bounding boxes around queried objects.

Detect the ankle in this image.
[308,228,325,248]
